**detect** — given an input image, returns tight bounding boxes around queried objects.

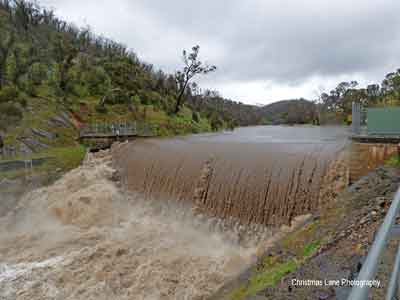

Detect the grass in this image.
[0,145,86,181]
[1,92,213,183]
[302,240,321,258]
[231,259,298,300]
[76,98,213,137]
[229,221,324,300]
[43,145,86,171]
[281,221,321,256]
[226,189,349,300]
[2,91,214,158]
[386,154,400,167]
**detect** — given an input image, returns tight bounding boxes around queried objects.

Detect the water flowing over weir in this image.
[0,152,261,300]
[114,126,349,232]
[0,126,350,300]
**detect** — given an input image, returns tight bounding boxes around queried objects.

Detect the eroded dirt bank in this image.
[0,148,311,300]
[236,166,400,300]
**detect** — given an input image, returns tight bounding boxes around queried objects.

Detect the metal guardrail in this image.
[80,122,136,136]
[348,187,400,300]
[79,121,157,137]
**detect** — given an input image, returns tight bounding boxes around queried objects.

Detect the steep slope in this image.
[260,99,316,125]
[0,0,256,176]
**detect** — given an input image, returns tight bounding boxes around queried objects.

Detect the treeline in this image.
[271,70,400,125]
[0,0,259,133]
[187,89,263,128]
[260,99,316,125]
[317,70,400,116]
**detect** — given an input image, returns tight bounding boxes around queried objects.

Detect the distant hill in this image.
[0,0,266,164]
[260,99,316,125]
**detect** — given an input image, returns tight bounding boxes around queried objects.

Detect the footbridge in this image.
[79,121,157,150]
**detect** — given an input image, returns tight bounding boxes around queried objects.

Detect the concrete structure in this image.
[351,103,400,143]
[367,107,400,136]
[79,121,156,151]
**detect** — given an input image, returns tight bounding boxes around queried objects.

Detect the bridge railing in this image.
[79,121,157,137]
[347,187,400,300]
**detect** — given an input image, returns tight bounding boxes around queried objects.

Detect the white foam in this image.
[0,256,65,283]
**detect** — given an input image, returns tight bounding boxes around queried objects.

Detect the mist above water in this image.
[0,151,267,300]
[0,126,350,300]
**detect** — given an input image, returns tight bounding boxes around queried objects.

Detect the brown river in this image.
[0,125,396,300]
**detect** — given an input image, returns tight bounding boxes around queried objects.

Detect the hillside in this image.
[260,99,316,125]
[0,0,265,174]
[0,1,324,181]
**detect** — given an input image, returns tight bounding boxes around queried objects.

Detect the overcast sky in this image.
[40,0,400,105]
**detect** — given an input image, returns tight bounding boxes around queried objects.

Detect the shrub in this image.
[0,86,19,103]
[29,62,48,85]
[84,67,111,95]
[23,80,39,97]
[131,95,141,106]
[0,103,23,118]
[138,89,151,105]
[192,111,200,123]
[210,114,224,131]
[95,104,108,113]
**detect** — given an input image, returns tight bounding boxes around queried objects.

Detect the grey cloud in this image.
[39,0,400,100]
[130,0,400,84]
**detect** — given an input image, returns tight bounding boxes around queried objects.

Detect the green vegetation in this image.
[302,240,321,258]
[230,259,298,300]
[227,198,349,299]
[0,145,85,181]
[0,0,260,166]
[386,154,400,167]
[259,99,316,125]
[43,145,86,171]
[259,70,400,126]
[0,0,399,150]
[174,45,216,113]
[315,70,400,122]
[230,222,323,300]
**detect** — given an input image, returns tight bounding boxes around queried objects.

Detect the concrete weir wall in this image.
[348,143,398,183]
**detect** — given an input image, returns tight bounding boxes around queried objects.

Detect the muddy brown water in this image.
[114,126,350,229]
[2,125,397,300]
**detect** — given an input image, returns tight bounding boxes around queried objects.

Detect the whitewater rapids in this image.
[0,149,310,300]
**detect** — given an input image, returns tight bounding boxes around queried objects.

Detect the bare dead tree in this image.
[174,45,216,113]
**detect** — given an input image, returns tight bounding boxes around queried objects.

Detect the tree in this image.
[174,45,216,113]
[320,81,358,113]
[382,70,400,94]
[53,34,79,101]
[0,0,15,89]
[381,70,400,106]
[366,84,380,105]
[11,44,42,87]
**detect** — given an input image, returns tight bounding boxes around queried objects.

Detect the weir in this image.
[113,126,349,229]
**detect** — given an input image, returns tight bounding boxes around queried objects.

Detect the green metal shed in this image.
[367,107,400,135]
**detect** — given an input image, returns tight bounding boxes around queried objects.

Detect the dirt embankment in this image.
[243,166,400,300]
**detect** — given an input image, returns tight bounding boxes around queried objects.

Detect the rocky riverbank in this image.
[227,166,400,300]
